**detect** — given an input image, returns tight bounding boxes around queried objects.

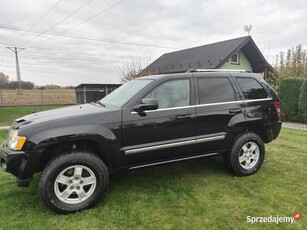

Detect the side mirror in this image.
[133,98,158,112]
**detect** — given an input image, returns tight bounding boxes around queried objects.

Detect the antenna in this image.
[244,25,252,35]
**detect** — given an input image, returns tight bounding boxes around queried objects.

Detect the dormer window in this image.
[231,53,240,64]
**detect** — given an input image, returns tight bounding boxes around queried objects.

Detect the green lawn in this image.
[0,105,69,126]
[0,128,306,229]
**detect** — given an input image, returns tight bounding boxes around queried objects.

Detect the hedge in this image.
[278,78,305,123]
[298,80,307,123]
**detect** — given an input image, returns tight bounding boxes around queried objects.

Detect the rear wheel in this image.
[39,151,109,214]
[224,132,265,176]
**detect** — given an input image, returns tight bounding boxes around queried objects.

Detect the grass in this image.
[0,128,306,229]
[0,105,69,126]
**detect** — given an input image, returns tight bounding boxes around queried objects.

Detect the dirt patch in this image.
[1,89,76,106]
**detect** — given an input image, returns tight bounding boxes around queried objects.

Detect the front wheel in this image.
[39,151,109,214]
[223,132,265,176]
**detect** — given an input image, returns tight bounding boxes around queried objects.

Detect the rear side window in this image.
[237,78,269,100]
[197,77,235,104]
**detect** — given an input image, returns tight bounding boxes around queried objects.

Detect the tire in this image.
[223,132,265,176]
[39,151,109,214]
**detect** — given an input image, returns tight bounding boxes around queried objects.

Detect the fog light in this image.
[1,159,7,171]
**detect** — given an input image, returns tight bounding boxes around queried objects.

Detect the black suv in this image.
[0,70,281,213]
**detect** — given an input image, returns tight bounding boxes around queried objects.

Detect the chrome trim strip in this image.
[129,153,219,169]
[130,98,272,114]
[125,139,196,155]
[124,135,225,155]
[197,135,225,143]
[131,105,194,114]
[243,98,272,103]
[196,100,242,107]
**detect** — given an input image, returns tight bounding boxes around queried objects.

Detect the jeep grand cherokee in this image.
[0,70,282,213]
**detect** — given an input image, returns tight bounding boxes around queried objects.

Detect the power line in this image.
[20,53,128,63]
[13,0,64,45]
[0,50,148,65]
[21,0,94,46]
[0,24,175,49]
[0,46,151,60]
[1,51,14,68]
[32,0,128,47]
[0,47,7,65]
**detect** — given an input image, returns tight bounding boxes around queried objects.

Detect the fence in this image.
[0,89,76,106]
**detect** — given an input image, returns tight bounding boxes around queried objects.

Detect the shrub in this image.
[279,78,304,122]
[298,80,307,123]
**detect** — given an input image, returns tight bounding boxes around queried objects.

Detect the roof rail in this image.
[186,69,251,73]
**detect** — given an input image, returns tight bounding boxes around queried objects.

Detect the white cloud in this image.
[0,0,306,86]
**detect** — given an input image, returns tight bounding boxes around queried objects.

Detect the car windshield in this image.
[99,79,153,107]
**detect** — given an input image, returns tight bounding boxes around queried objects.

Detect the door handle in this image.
[176,114,192,120]
[229,108,242,114]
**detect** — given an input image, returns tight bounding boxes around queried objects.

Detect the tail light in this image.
[274,101,281,120]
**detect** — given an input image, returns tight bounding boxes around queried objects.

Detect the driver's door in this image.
[121,77,196,166]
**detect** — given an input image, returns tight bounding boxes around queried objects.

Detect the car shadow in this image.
[108,155,230,192]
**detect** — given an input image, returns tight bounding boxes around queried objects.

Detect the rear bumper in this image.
[267,121,282,142]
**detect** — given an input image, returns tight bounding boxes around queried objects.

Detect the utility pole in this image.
[7,46,25,94]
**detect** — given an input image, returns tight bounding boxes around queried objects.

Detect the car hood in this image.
[13,104,117,128]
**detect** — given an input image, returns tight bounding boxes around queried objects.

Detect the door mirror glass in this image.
[133,98,158,112]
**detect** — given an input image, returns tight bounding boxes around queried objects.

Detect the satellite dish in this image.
[244,25,252,35]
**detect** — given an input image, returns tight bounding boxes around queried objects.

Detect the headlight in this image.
[7,129,27,151]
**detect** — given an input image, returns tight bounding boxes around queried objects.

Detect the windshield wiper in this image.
[90,101,105,107]
[98,101,105,107]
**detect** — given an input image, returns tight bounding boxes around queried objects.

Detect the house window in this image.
[230,53,240,64]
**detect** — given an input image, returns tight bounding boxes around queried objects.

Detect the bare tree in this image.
[265,44,307,87]
[0,72,9,88]
[117,56,155,83]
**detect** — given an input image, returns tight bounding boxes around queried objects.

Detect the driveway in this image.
[282,122,307,131]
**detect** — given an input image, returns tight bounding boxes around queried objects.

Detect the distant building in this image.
[75,83,121,104]
[143,36,272,75]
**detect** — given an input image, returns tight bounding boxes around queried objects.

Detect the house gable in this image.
[220,50,252,71]
[143,36,272,75]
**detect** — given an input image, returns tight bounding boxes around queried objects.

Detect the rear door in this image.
[194,73,244,154]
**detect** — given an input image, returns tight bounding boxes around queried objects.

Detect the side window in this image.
[197,77,235,104]
[237,78,269,100]
[145,79,190,109]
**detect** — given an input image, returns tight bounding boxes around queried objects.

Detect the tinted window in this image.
[237,78,269,100]
[197,77,235,104]
[145,79,190,109]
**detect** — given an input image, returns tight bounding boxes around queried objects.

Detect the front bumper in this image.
[0,141,31,187]
[0,141,24,176]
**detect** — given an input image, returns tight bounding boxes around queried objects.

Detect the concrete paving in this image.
[282,122,307,131]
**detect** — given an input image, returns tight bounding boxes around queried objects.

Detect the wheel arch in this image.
[33,135,121,174]
[228,118,270,145]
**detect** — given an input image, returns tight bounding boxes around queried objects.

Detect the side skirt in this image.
[128,152,219,170]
